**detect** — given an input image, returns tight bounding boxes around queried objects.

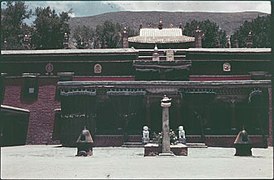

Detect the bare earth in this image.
[1,145,273,179]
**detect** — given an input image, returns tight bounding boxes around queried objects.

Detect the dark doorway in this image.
[181,92,216,137]
[0,106,29,146]
[150,99,162,133]
[96,97,120,135]
[108,95,145,136]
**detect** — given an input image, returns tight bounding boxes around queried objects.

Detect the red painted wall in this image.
[3,77,60,144]
[73,76,135,81]
[2,76,135,145]
[189,75,251,81]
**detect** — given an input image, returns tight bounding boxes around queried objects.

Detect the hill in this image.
[69,11,268,35]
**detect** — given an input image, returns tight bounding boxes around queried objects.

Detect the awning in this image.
[133,61,191,72]
[107,89,146,96]
[128,36,195,44]
[1,105,30,114]
[60,89,96,96]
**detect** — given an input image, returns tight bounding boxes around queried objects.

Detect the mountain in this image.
[68,11,268,35]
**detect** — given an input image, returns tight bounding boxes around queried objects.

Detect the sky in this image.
[14,1,271,18]
[1,1,271,25]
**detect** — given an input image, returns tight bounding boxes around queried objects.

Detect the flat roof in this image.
[1,48,138,55]
[186,48,271,53]
[58,80,272,88]
[140,28,184,37]
[129,28,195,43]
[1,48,271,55]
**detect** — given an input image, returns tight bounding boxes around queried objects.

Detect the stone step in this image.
[186,143,208,148]
[122,142,144,148]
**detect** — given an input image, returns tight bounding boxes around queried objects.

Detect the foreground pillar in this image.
[122,27,129,48]
[159,95,174,156]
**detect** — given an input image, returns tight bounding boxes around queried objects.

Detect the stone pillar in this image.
[179,23,184,35]
[63,32,69,49]
[122,27,129,48]
[23,34,31,49]
[226,35,231,48]
[166,49,174,61]
[195,26,203,48]
[139,24,143,30]
[152,44,160,61]
[246,31,253,48]
[159,95,174,156]
[158,19,163,30]
[3,39,7,50]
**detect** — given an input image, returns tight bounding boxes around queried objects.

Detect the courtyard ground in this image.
[1,145,273,179]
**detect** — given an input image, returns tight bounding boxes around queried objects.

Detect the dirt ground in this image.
[1,145,273,179]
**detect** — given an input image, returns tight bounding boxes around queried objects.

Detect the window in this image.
[21,73,38,100]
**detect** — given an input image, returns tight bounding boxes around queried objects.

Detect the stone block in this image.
[144,143,160,156]
[144,143,188,156]
[171,144,188,156]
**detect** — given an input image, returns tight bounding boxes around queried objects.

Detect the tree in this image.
[31,6,71,49]
[231,15,270,48]
[95,20,122,48]
[1,1,32,50]
[72,22,138,49]
[183,19,227,48]
[127,26,138,37]
[72,25,95,49]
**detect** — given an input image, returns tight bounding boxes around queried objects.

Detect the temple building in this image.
[0,23,272,148]
[126,21,195,49]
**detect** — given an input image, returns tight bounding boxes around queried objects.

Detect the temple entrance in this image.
[150,99,162,133]
[59,95,97,146]
[57,80,271,147]
[209,101,233,134]
[95,98,119,135]
[57,88,146,146]
[95,95,145,136]
[181,92,215,141]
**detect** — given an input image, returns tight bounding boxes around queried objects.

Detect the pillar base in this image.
[159,152,175,156]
